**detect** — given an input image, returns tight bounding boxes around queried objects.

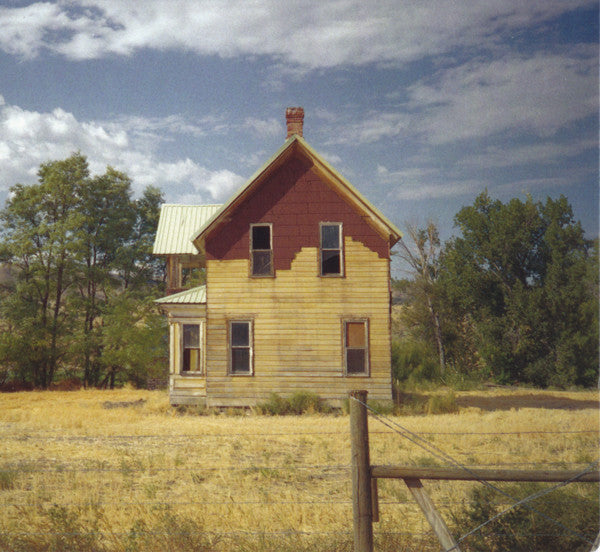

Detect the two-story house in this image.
[153,108,401,407]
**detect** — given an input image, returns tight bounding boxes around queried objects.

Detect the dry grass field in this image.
[0,388,597,551]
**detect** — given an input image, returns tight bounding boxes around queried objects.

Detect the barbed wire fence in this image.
[349,391,599,552]
[0,403,598,551]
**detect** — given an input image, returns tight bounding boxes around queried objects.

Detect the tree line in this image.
[0,154,597,390]
[394,192,598,388]
[0,153,167,389]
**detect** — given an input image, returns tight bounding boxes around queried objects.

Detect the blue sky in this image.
[0,1,597,274]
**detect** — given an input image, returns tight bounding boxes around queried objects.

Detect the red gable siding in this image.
[205,153,389,270]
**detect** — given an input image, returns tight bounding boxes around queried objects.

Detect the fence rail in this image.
[348,389,599,552]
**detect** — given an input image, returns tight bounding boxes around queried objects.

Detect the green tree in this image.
[118,185,166,289]
[72,168,137,387]
[396,222,446,374]
[0,154,88,387]
[98,292,167,388]
[0,153,166,389]
[441,192,597,386]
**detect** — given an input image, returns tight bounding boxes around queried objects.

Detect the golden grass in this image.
[0,388,597,551]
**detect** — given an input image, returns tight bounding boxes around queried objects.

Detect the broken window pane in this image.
[252,225,271,250]
[252,250,272,275]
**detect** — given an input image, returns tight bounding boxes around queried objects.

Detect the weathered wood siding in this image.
[205,237,392,406]
[186,150,397,407]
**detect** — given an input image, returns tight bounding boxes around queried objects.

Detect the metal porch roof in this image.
[153,204,223,255]
[155,285,207,304]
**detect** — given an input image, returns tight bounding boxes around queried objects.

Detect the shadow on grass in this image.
[456,392,598,411]
[394,390,598,413]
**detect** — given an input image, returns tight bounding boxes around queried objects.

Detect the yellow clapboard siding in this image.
[200,237,393,404]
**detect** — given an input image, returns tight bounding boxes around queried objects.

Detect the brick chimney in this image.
[285,107,304,138]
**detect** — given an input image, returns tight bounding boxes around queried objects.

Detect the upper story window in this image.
[251,224,273,276]
[320,223,343,276]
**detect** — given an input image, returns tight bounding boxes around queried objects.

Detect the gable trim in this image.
[191,136,401,253]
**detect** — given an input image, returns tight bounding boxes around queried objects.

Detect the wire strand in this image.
[351,395,596,547]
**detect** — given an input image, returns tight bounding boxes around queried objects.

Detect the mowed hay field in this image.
[0,388,597,551]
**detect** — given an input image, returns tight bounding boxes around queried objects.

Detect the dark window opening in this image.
[230,321,252,374]
[251,224,273,276]
[320,223,342,276]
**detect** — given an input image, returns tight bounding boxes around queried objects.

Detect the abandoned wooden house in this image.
[153,108,402,407]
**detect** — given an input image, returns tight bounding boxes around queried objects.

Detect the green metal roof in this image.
[153,204,223,255]
[155,285,207,304]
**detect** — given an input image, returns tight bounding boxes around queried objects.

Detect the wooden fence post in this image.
[350,390,373,552]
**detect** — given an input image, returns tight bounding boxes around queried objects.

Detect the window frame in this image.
[319,222,344,277]
[179,321,204,375]
[342,319,370,376]
[250,223,274,277]
[228,319,254,376]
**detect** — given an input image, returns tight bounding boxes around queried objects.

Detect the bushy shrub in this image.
[426,390,459,414]
[255,392,332,415]
[453,482,599,552]
[392,339,439,384]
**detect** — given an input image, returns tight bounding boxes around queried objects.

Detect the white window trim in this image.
[229,319,254,376]
[250,223,274,277]
[343,318,370,376]
[319,222,344,277]
[178,319,205,376]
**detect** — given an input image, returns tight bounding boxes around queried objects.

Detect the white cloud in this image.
[394,179,483,201]
[243,117,282,139]
[325,112,412,146]
[407,49,598,143]
[460,138,598,169]
[0,1,594,67]
[0,98,244,202]
[324,47,597,149]
[377,164,481,200]
[377,165,476,200]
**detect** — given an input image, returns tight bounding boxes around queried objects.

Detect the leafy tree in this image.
[396,221,446,374]
[0,153,166,389]
[72,168,137,387]
[0,154,88,387]
[98,292,167,388]
[441,192,597,386]
[119,185,166,289]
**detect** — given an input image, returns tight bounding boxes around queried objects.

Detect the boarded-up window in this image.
[320,223,342,275]
[230,321,252,374]
[182,324,202,373]
[251,224,273,276]
[344,320,368,375]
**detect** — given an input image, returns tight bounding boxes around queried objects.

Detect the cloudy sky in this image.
[0,0,597,271]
